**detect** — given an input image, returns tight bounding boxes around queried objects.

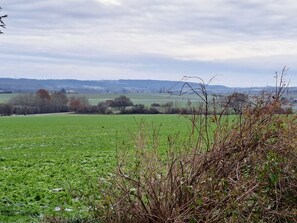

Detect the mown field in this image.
[0,114,191,222]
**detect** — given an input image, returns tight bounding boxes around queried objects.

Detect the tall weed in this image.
[94,78,296,223]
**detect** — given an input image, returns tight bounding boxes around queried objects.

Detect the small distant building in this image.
[66,90,78,94]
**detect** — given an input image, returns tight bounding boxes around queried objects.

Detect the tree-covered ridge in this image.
[0,78,248,94]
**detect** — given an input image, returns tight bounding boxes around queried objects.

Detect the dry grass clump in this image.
[94,91,297,223]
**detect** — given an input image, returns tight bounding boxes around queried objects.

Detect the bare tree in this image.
[36,89,51,113]
[274,66,290,100]
[68,96,90,113]
[50,92,68,112]
[168,76,217,151]
[113,95,134,113]
[227,92,249,114]
[0,7,7,34]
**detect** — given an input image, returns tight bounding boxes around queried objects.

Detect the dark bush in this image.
[151,103,160,107]
[68,96,90,113]
[147,107,159,114]
[131,104,146,114]
[0,103,12,116]
[98,102,108,114]
[112,95,133,113]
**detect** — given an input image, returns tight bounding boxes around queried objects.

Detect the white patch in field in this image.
[51,188,63,192]
[54,207,61,211]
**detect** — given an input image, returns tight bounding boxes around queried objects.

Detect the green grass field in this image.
[0,93,19,103]
[2,92,296,110]
[80,93,202,106]
[0,93,202,107]
[0,114,191,222]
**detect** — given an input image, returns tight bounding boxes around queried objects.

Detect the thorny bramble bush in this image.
[45,70,296,223]
[94,73,296,223]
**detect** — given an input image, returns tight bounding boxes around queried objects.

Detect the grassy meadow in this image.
[0,114,191,222]
[0,93,19,104]
[82,93,202,107]
[0,93,202,107]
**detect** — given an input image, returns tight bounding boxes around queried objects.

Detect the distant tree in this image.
[151,103,160,107]
[113,95,133,113]
[162,101,174,113]
[148,107,159,114]
[36,89,51,101]
[85,105,99,114]
[68,96,90,113]
[132,104,146,114]
[0,7,7,34]
[97,102,108,114]
[50,92,68,112]
[36,89,51,113]
[0,103,12,116]
[105,99,115,107]
[9,90,67,114]
[227,92,249,114]
[9,94,30,107]
[59,88,67,94]
[9,93,41,115]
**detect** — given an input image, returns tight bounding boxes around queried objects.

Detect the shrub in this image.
[147,107,160,114]
[112,95,134,113]
[131,104,146,114]
[151,103,160,107]
[0,103,12,116]
[93,78,296,223]
[98,102,108,114]
[68,96,90,113]
[44,74,296,223]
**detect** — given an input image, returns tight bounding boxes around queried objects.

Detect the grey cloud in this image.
[5,0,297,39]
[1,0,297,86]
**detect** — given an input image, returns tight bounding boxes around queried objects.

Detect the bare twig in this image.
[0,7,7,34]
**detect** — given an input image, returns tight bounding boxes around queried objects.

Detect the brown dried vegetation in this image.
[94,78,296,223]
[45,74,296,223]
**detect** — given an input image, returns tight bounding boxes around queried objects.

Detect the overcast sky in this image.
[0,0,297,87]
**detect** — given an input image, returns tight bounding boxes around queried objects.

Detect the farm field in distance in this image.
[1,91,297,109]
[80,92,297,110]
[0,92,203,107]
[0,93,19,104]
[0,114,190,222]
[81,93,202,106]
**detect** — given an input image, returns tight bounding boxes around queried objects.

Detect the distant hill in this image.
[0,78,296,94]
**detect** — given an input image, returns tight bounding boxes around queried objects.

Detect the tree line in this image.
[1,89,68,115]
[0,89,293,116]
